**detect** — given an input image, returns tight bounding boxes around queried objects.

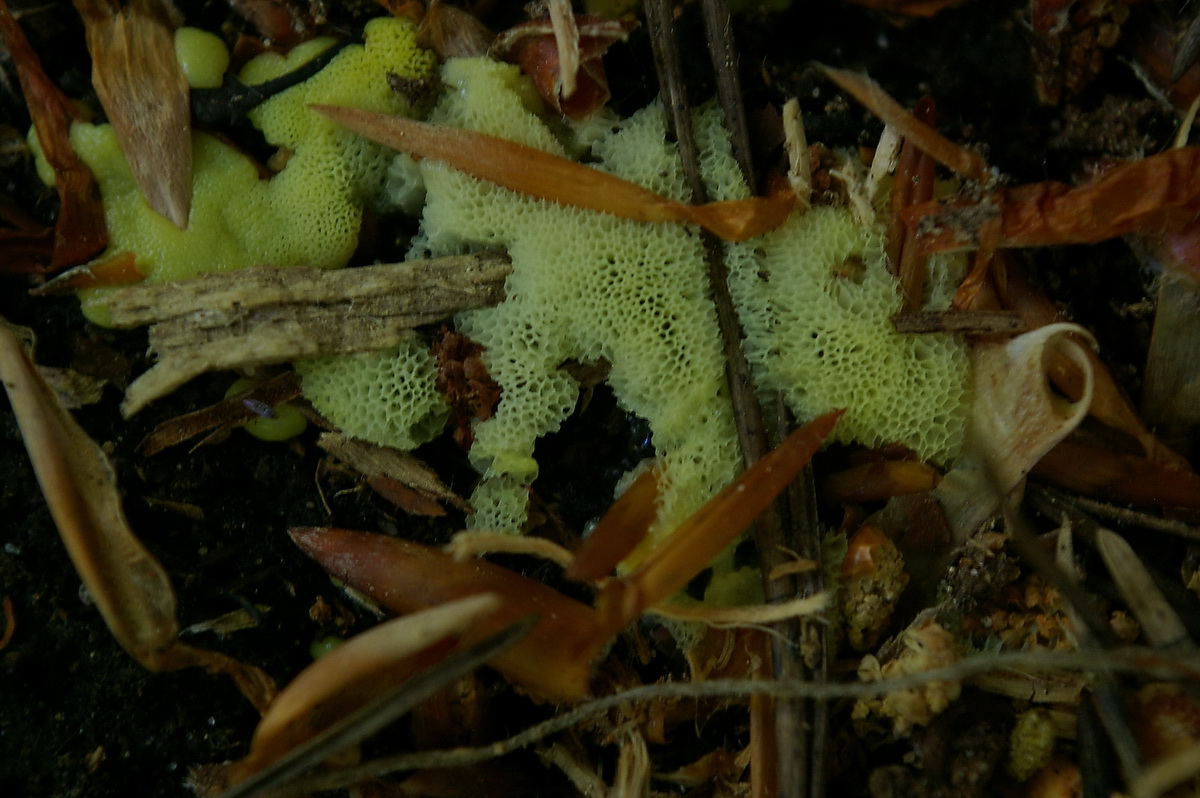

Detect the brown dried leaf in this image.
[138,371,302,456]
[290,527,607,702]
[0,0,107,271]
[76,0,192,229]
[1032,440,1200,510]
[0,319,274,711]
[318,431,468,513]
[313,105,794,242]
[220,594,501,787]
[600,411,842,622]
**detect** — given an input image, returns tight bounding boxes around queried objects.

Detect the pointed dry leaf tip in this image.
[970,322,1096,494]
[601,410,842,624]
[0,320,274,711]
[311,104,792,242]
[565,465,661,582]
[224,593,502,785]
[76,0,192,229]
[820,65,990,183]
[290,526,607,701]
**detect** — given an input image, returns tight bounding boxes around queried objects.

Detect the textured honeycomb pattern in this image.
[727,206,970,463]
[296,334,448,451]
[410,58,742,535]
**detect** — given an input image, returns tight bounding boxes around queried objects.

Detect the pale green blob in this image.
[295,335,448,452]
[225,377,308,442]
[39,18,435,323]
[174,27,229,89]
[401,56,970,549]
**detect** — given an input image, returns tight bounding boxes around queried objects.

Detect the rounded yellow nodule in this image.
[174,27,229,89]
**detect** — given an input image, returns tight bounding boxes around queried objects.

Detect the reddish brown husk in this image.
[313,104,794,242]
[598,410,843,624]
[29,251,145,295]
[1032,440,1200,509]
[0,0,107,272]
[819,459,941,504]
[290,527,607,702]
[492,15,637,119]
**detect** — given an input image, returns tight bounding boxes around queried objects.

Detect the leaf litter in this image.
[5,0,1200,797]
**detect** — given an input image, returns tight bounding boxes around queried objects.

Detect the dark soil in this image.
[0,0,1188,795]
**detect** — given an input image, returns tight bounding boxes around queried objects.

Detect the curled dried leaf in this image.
[221,594,502,788]
[313,104,794,242]
[0,320,274,711]
[938,324,1096,539]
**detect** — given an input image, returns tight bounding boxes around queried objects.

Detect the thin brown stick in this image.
[643,3,802,796]
[890,310,1027,334]
[701,0,755,189]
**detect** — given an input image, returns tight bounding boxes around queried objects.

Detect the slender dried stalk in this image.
[277,646,1200,797]
[822,66,991,181]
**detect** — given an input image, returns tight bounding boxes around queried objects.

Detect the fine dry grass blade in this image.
[76,0,192,229]
[0,318,274,711]
[312,104,794,242]
[1094,528,1190,649]
[821,66,990,182]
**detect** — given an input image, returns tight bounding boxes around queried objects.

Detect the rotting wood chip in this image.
[104,251,512,416]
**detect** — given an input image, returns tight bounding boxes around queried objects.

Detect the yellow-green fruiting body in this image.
[38,17,435,322]
[410,57,743,544]
[402,56,969,546]
[728,207,970,464]
[1008,708,1057,782]
[295,335,448,452]
[174,27,229,89]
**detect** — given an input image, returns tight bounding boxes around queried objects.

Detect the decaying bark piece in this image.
[102,252,512,416]
[0,318,275,712]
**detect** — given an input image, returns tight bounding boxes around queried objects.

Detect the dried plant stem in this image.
[1029,485,1200,542]
[642,3,807,796]
[275,646,1200,797]
[701,0,755,188]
